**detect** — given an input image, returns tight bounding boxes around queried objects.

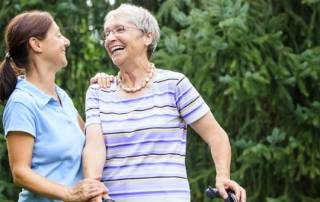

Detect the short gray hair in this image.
[104,3,160,59]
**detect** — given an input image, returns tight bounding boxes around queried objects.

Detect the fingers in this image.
[228,180,246,202]
[239,186,246,202]
[90,77,98,85]
[215,176,229,199]
[88,179,108,194]
[97,73,104,88]
[88,189,105,200]
[216,183,228,199]
[72,179,108,201]
[103,74,114,89]
[228,180,241,201]
[216,176,247,202]
[215,177,246,202]
[90,72,114,88]
[89,194,104,202]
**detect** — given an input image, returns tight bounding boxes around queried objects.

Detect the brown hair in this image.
[0,11,53,102]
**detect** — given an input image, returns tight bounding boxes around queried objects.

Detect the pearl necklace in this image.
[117,63,155,93]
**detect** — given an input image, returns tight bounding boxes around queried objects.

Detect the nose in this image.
[104,33,117,50]
[64,36,70,47]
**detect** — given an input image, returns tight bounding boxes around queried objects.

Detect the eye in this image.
[104,31,111,37]
[115,26,125,34]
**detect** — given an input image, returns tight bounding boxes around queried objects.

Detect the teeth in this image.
[111,45,124,53]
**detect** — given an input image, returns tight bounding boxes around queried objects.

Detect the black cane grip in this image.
[206,186,238,202]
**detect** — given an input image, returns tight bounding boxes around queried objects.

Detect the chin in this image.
[61,61,68,68]
[111,58,121,67]
[113,56,128,67]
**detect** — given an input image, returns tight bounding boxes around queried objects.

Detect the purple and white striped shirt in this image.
[85,68,210,202]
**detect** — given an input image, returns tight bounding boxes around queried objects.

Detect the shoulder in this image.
[86,84,101,97]
[154,68,187,89]
[3,90,36,123]
[86,83,118,97]
[86,83,117,94]
[156,68,186,81]
[87,84,101,91]
[6,88,36,108]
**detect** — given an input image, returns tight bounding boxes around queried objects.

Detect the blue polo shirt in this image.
[3,78,85,202]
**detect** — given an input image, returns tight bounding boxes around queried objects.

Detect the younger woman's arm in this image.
[7,132,106,201]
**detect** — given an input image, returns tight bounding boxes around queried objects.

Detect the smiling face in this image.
[40,21,70,69]
[103,18,152,66]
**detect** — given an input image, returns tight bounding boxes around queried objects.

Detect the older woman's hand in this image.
[215,176,246,202]
[90,73,115,89]
[64,178,107,202]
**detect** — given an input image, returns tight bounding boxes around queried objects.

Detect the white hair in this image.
[104,3,160,58]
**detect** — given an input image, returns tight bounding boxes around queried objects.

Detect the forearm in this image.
[7,133,72,200]
[83,124,106,179]
[191,112,232,179]
[210,130,231,179]
[83,143,106,179]
[12,166,71,200]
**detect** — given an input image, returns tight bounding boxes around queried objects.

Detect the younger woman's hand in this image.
[65,178,107,202]
[90,73,115,89]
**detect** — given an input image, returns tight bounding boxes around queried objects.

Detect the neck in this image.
[117,62,155,93]
[118,60,152,87]
[26,62,57,97]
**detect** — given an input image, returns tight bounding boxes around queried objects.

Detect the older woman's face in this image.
[103,18,150,66]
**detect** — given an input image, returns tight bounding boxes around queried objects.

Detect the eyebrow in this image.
[105,26,115,30]
[105,24,125,30]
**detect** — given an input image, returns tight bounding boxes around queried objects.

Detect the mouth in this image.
[109,45,125,55]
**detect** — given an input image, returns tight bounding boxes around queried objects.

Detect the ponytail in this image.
[0,58,17,103]
[0,11,53,103]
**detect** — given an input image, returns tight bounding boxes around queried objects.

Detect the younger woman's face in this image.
[39,21,70,69]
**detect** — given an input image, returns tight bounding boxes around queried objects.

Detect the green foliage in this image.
[0,0,319,201]
[154,0,320,201]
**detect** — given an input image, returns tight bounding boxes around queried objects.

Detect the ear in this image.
[28,37,43,53]
[143,32,153,46]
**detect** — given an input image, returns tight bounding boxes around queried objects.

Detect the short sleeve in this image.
[3,102,36,137]
[85,85,101,128]
[175,76,210,125]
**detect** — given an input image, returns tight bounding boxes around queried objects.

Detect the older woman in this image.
[84,4,246,202]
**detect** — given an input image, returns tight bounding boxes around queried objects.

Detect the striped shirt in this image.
[85,69,209,202]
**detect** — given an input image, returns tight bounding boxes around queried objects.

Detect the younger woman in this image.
[0,11,106,201]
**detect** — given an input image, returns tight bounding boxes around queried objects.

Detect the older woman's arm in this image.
[190,112,246,202]
[7,132,106,201]
[82,124,110,201]
[83,124,106,179]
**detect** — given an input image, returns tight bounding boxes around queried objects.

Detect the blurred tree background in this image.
[0,0,319,201]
